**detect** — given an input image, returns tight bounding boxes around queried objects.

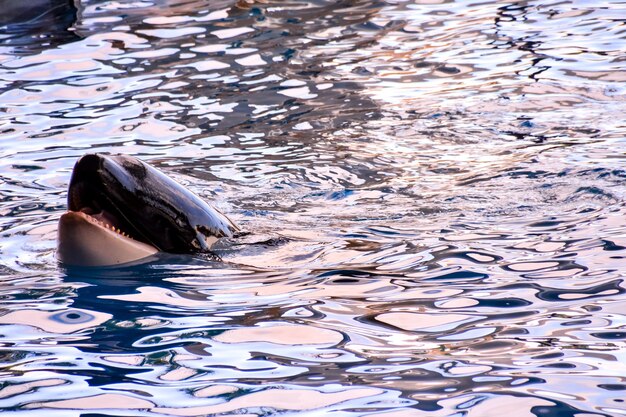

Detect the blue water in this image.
[1,0,626,415]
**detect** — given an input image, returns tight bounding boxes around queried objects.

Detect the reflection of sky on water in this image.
[0,0,626,415]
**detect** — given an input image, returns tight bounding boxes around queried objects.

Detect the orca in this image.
[57,153,238,266]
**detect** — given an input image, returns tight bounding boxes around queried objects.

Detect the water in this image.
[1,0,625,415]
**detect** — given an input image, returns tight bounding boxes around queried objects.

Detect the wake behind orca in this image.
[57,153,239,266]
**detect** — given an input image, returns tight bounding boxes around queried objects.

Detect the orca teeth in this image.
[80,211,134,240]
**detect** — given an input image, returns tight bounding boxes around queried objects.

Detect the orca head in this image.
[58,153,238,266]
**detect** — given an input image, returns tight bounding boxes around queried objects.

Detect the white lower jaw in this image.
[57,211,158,267]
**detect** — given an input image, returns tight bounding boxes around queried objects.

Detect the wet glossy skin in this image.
[58,153,238,266]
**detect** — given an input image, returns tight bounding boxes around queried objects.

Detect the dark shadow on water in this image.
[0,0,80,55]
[60,252,223,290]
[59,254,231,353]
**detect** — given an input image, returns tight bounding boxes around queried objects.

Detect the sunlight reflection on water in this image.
[1,0,626,416]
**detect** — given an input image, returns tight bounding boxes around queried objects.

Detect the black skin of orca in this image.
[68,153,238,253]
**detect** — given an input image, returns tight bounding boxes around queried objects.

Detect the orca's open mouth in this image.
[71,207,130,238]
[57,209,159,266]
[64,209,132,239]
[57,153,239,266]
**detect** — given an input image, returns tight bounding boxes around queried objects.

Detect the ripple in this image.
[1,0,626,416]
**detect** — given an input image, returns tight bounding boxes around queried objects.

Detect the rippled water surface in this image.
[1,0,626,415]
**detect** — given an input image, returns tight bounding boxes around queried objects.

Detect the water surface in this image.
[1,0,626,416]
